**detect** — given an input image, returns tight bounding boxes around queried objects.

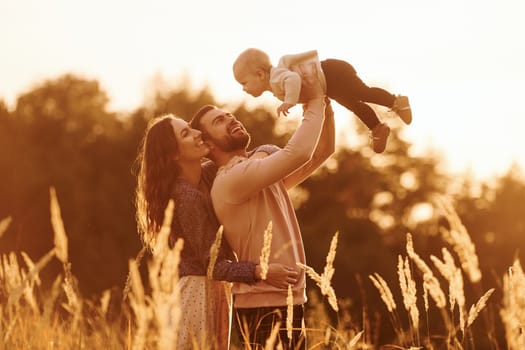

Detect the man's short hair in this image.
[190,105,216,138]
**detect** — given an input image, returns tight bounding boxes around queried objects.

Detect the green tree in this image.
[1,74,139,295]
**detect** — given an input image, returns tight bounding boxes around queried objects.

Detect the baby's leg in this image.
[321,59,391,153]
[321,59,381,129]
[337,99,381,130]
[321,59,395,109]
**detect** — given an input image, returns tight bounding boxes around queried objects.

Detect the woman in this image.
[135,114,297,349]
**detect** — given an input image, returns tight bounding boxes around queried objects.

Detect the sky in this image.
[1,0,525,180]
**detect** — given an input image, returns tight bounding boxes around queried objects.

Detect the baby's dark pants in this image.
[321,58,396,130]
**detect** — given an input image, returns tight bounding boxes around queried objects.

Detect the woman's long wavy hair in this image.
[134,114,181,245]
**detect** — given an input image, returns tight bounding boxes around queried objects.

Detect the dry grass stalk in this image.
[433,195,481,283]
[127,199,184,350]
[452,269,466,332]
[297,262,322,287]
[42,273,63,327]
[325,288,338,313]
[422,284,429,313]
[122,245,148,302]
[50,187,86,333]
[297,262,339,313]
[0,254,3,283]
[128,259,151,350]
[1,248,56,345]
[6,249,55,314]
[207,225,224,279]
[2,252,23,299]
[146,247,182,348]
[397,255,408,309]
[99,289,112,319]
[49,187,69,264]
[431,247,466,333]
[500,259,525,350]
[297,231,339,312]
[324,327,331,346]
[19,252,39,314]
[149,201,183,350]
[323,231,338,289]
[348,330,364,348]
[406,233,446,309]
[264,321,282,350]
[369,273,396,312]
[398,255,419,331]
[0,216,12,240]
[467,288,494,328]
[323,232,339,312]
[431,248,458,309]
[286,284,293,346]
[259,221,273,280]
[20,252,41,287]
[61,265,83,331]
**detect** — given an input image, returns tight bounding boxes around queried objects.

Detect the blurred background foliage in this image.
[1,73,524,343]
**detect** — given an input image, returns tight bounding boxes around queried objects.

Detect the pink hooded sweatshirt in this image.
[210,97,326,308]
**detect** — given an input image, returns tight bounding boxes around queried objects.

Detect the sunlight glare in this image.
[408,202,434,225]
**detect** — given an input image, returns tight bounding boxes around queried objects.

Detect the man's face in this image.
[199,107,250,152]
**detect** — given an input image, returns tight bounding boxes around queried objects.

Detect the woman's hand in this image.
[256,263,299,289]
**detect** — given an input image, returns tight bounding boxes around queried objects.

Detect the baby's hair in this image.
[233,48,272,73]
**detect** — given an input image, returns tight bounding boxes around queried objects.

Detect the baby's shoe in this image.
[392,95,412,125]
[370,123,391,153]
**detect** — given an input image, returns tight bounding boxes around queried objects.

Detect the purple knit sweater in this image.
[170,160,257,282]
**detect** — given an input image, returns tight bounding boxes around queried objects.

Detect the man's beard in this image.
[213,133,250,152]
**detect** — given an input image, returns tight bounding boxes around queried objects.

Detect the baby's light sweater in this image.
[210,98,326,308]
[270,50,327,105]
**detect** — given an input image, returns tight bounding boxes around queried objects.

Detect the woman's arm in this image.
[174,185,259,283]
[212,240,298,286]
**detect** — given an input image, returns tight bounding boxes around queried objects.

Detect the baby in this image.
[232,48,412,153]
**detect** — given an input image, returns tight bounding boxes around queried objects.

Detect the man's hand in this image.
[298,63,324,102]
[277,102,294,117]
[324,97,333,117]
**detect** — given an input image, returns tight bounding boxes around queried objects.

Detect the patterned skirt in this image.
[177,275,232,349]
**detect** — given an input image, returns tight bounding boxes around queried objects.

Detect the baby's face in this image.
[234,65,266,98]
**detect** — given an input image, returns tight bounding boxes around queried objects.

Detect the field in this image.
[1,190,524,350]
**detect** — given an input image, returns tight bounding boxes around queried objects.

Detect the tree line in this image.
[1,73,524,343]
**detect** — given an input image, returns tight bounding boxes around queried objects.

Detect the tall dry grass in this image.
[500,259,525,349]
[0,191,523,349]
[0,187,124,349]
[298,231,339,313]
[366,197,498,350]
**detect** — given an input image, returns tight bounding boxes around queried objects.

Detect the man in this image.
[190,70,335,349]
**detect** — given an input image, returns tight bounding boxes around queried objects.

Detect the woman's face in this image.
[170,118,209,161]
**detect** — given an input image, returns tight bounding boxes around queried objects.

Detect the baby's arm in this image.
[272,68,302,116]
[281,71,302,105]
